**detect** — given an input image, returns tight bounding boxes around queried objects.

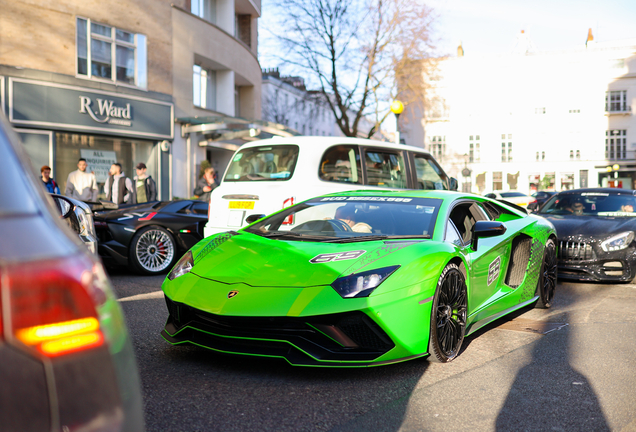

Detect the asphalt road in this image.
[110,269,636,432]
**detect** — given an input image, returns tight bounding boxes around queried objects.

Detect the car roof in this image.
[557,188,636,196]
[235,135,433,155]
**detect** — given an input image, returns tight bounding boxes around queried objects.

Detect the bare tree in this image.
[269,0,435,138]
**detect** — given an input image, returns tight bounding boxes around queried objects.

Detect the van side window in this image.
[319,145,362,184]
[413,153,448,190]
[364,149,407,188]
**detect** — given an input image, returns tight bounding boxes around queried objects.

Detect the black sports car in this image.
[537,188,636,282]
[94,200,209,275]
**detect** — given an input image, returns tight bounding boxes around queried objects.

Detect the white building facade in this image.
[403,37,636,194]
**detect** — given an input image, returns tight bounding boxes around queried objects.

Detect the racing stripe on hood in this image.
[341,241,421,276]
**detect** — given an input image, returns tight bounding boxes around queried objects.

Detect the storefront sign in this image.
[9,78,173,139]
[80,149,117,183]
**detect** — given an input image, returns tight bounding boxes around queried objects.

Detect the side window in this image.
[191,202,209,215]
[319,145,362,184]
[449,202,488,245]
[445,219,462,246]
[364,149,407,188]
[413,153,448,190]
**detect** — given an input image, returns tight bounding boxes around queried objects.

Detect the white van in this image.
[204,136,457,237]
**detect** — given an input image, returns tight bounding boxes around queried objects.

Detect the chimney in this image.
[457,41,464,57]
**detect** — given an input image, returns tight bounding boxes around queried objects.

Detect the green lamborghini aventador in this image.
[161,190,557,366]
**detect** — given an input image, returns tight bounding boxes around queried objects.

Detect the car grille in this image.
[558,240,595,260]
[164,297,395,362]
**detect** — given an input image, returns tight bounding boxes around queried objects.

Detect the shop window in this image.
[193,65,217,110]
[493,171,502,191]
[76,18,147,89]
[191,0,216,24]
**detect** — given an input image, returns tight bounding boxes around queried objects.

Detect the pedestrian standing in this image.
[193,167,217,202]
[41,165,60,194]
[65,158,98,201]
[104,163,136,205]
[134,162,157,203]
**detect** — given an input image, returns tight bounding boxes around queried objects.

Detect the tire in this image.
[536,238,557,308]
[428,263,468,363]
[129,226,176,275]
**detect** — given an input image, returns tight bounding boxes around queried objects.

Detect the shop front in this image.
[1,74,173,200]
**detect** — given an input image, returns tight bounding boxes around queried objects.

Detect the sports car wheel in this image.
[428,263,467,363]
[536,238,557,308]
[129,226,176,275]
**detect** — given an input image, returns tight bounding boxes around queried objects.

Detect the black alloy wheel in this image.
[129,225,176,275]
[536,238,557,308]
[428,263,468,363]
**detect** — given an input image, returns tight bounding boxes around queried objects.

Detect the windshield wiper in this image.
[325,234,430,243]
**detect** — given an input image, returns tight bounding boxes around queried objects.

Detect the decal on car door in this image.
[488,256,501,286]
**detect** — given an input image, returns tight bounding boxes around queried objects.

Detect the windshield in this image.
[245,196,442,242]
[224,145,298,182]
[539,192,636,217]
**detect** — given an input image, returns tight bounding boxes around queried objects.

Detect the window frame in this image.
[76,17,147,89]
[360,146,409,189]
[444,200,490,247]
[409,151,450,191]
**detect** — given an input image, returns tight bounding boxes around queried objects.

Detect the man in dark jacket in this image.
[193,167,217,202]
[134,162,157,203]
[104,163,136,205]
[41,165,60,194]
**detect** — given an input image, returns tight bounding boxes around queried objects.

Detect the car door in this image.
[445,200,511,316]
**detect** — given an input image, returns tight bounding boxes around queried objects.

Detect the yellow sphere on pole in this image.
[390,100,404,115]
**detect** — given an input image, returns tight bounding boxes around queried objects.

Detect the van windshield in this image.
[224,145,299,182]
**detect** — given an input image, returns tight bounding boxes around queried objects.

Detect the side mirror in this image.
[51,195,75,219]
[449,177,458,191]
[245,214,267,224]
[471,221,506,251]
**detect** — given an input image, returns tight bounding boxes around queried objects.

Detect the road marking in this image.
[118,290,164,302]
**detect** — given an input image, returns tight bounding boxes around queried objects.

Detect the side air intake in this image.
[505,234,532,288]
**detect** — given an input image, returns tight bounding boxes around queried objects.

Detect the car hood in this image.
[189,232,423,287]
[541,214,636,238]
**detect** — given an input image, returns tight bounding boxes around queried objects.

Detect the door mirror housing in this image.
[471,221,507,251]
[245,214,267,224]
[449,177,458,191]
[51,195,75,219]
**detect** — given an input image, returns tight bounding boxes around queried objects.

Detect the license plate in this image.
[229,201,255,210]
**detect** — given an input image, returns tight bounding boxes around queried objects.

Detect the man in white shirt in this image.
[65,158,98,201]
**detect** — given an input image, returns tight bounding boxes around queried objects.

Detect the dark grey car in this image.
[0,112,144,430]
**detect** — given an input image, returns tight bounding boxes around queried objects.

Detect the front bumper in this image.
[161,296,412,366]
[557,240,636,282]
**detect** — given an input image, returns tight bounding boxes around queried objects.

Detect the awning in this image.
[176,115,299,148]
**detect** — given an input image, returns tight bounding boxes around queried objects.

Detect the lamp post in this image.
[390,100,404,145]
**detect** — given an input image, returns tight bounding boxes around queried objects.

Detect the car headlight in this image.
[331,265,400,298]
[168,251,194,280]
[601,231,635,252]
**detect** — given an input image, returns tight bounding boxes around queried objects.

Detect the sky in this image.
[427,0,636,57]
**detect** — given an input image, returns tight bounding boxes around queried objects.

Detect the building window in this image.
[77,18,147,88]
[535,107,546,114]
[606,130,627,159]
[493,171,503,191]
[430,136,446,162]
[536,152,539,161]
[576,150,580,160]
[191,0,216,23]
[569,109,580,113]
[193,65,216,110]
[501,135,512,162]
[570,150,574,160]
[469,135,480,163]
[606,91,628,112]
[542,151,545,161]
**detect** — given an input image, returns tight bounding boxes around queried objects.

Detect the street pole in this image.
[390,100,404,145]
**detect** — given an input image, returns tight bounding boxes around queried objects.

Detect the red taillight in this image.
[2,254,105,357]
[139,212,157,221]
[282,197,295,225]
